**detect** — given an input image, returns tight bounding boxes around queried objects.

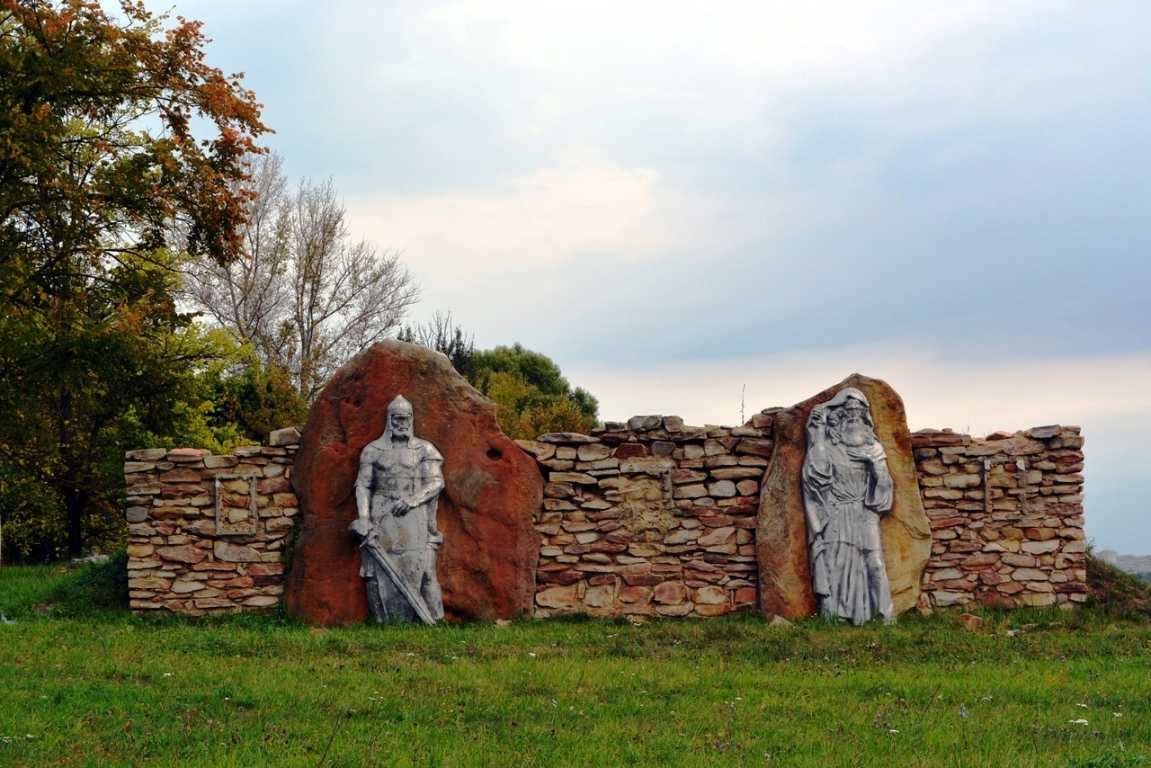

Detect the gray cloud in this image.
[184,0,1151,552]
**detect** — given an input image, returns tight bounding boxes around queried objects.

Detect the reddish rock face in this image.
[756,374,932,620]
[284,341,543,625]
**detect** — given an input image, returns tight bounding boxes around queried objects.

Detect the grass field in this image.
[1,562,1149,767]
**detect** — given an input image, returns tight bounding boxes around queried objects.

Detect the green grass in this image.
[0,564,1149,767]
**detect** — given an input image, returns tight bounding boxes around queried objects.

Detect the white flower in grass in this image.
[1068,719,1089,725]
[1076,703,1088,709]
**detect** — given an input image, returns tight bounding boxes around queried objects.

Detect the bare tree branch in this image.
[184,153,418,400]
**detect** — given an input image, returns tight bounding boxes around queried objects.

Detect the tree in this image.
[400,317,598,439]
[185,153,419,401]
[398,310,476,378]
[469,344,599,439]
[0,0,268,558]
[159,331,308,455]
[190,340,309,449]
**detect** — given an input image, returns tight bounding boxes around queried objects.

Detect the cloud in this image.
[566,346,1151,433]
[185,0,1151,551]
[345,152,717,271]
[342,151,773,350]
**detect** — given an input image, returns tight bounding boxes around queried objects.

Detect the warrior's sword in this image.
[359,536,437,625]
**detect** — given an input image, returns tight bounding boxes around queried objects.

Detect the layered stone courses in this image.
[913,425,1087,610]
[522,417,1086,619]
[125,419,1088,619]
[124,427,301,614]
[519,414,774,619]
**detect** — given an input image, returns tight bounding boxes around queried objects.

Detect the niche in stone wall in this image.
[602,458,676,538]
[213,474,261,536]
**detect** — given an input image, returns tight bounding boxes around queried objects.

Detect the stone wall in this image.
[124,428,301,614]
[913,425,1087,609]
[519,418,1087,619]
[124,419,1088,619]
[516,413,776,618]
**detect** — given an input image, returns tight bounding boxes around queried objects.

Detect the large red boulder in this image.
[284,341,543,625]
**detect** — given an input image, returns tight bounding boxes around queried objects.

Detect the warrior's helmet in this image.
[383,394,414,440]
[388,394,413,418]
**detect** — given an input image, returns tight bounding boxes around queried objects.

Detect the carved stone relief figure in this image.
[349,395,445,624]
[802,387,894,624]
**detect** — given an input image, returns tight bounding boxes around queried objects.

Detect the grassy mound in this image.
[1086,551,1151,618]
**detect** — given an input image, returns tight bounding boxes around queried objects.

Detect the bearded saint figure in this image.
[349,395,445,624]
[802,388,894,625]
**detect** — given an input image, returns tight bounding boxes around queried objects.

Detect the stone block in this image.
[171,580,205,594]
[736,480,759,496]
[268,427,301,446]
[214,541,263,562]
[1021,540,1059,555]
[244,595,280,608]
[708,480,737,498]
[669,483,706,500]
[694,585,727,605]
[613,443,649,459]
[550,472,597,485]
[697,527,735,548]
[126,543,154,558]
[734,438,773,457]
[694,602,729,616]
[157,544,206,564]
[1018,592,1056,607]
[126,448,167,461]
[931,591,968,607]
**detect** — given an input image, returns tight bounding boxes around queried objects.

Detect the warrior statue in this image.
[802,388,894,625]
[349,395,445,624]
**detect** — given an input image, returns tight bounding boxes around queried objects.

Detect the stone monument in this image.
[756,374,931,621]
[802,387,893,624]
[284,341,543,626]
[349,395,445,624]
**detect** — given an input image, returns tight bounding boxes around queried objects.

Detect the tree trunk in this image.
[56,385,84,559]
[65,487,84,559]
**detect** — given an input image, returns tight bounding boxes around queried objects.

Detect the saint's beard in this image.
[841,420,870,447]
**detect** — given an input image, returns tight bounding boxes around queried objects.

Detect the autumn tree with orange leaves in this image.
[0,0,269,559]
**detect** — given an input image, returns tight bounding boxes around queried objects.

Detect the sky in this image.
[182,0,1149,553]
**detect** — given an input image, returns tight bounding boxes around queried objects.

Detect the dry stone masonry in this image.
[122,356,1089,621]
[123,420,1088,618]
[913,425,1087,610]
[517,414,774,619]
[519,417,1085,619]
[124,427,301,614]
